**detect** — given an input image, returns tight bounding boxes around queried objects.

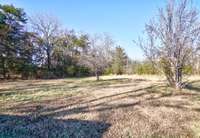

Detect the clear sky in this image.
[1,0,200,60]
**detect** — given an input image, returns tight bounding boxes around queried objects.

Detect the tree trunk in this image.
[175,67,182,90]
[95,70,100,81]
[164,64,183,90]
[47,47,51,71]
[1,57,6,79]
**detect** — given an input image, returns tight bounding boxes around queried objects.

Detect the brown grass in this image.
[0,75,200,138]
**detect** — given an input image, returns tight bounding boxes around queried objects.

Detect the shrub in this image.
[104,67,113,75]
[134,62,158,75]
[67,65,77,76]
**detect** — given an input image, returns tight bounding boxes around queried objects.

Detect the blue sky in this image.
[1,0,200,60]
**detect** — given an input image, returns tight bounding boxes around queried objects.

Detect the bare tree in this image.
[80,33,114,81]
[136,0,200,89]
[30,14,61,71]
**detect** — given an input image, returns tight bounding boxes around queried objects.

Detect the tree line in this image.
[0,4,135,80]
[1,0,200,89]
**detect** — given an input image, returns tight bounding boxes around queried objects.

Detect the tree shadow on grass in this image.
[0,78,134,97]
[6,85,168,113]
[7,82,200,116]
[0,114,111,138]
[46,84,200,117]
[3,84,200,138]
[185,80,200,92]
[33,85,174,117]
[0,83,71,96]
[4,85,159,116]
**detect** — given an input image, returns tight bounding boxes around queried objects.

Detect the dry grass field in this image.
[0,75,200,138]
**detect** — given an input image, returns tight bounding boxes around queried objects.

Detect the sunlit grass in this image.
[1,75,200,137]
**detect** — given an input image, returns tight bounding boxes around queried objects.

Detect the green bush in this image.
[76,66,90,77]
[67,65,77,76]
[183,65,193,75]
[104,67,113,75]
[134,62,157,75]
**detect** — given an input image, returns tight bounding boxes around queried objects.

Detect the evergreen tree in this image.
[0,4,27,79]
[112,46,127,75]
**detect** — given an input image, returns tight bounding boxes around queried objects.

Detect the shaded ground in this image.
[0,75,200,138]
[0,115,110,138]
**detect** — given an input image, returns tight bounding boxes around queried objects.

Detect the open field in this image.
[0,75,200,138]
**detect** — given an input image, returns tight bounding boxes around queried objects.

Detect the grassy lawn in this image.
[0,75,200,138]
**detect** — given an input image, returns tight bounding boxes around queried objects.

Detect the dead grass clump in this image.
[105,106,198,138]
